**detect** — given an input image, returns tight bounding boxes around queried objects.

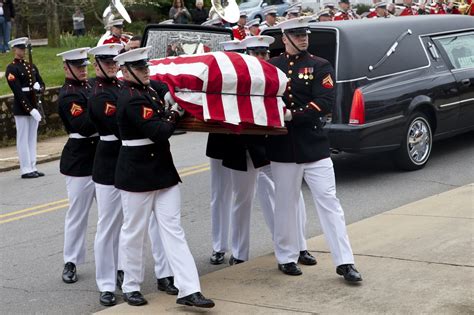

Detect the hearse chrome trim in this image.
[439,98,474,108]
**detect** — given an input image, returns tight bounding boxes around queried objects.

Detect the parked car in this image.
[239,0,290,22]
[262,15,474,170]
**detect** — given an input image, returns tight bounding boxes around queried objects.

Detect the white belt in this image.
[100,135,119,141]
[69,133,99,139]
[22,87,32,92]
[122,139,154,146]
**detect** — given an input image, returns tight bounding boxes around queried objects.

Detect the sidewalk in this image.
[0,135,67,172]
[97,184,474,314]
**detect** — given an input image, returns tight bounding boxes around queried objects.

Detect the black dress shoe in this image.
[34,171,45,177]
[298,250,317,265]
[229,255,244,266]
[21,172,39,179]
[157,276,179,295]
[99,291,116,306]
[123,291,147,306]
[62,262,78,283]
[176,292,215,308]
[209,251,225,265]
[336,264,362,282]
[278,262,302,276]
[116,270,124,291]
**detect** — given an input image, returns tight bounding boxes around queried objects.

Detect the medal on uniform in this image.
[298,67,305,79]
[298,73,304,79]
[308,67,314,80]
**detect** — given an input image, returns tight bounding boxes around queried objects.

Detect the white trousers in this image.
[94,183,123,292]
[64,176,96,265]
[271,158,354,266]
[14,115,39,175]
[149,215,173,279]
[120,185,200,298]
[257,164,308,251]
[210,158,233,253]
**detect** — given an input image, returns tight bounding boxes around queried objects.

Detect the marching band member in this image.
[267,17,362,282]
[430,0,448,13]
[232,11,248,40]
[367,2,393,18]
[284,2,303,19]
[207,40,246,265]
[246,18,261,36]
[324,2,338,16]
[87,43,124,306]
[333,0,360,20]
[316,9,334,21]
[260,6,279,31]
[5,37,45,179]
[56,47,98,284]
[113,47,214,308]
[398,0,427,15]
[102,19,130,46]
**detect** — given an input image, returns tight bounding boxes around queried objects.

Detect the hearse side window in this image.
[434,33,474,70]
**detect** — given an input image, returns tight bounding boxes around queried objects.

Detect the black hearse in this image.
[264,15,474,170]
[143,16,473,170]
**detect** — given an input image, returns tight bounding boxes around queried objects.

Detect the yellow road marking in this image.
[0,204,70,224]
[0,163,210,224]
[0,198,69,218]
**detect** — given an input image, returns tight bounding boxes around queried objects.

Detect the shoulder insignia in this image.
[322,74,334,89]
[70,103,84,117]
[7,73,16,81]
[104,102,116,116]
[142,106,154,120]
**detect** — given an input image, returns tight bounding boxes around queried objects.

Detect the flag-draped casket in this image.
[147,52,288,134]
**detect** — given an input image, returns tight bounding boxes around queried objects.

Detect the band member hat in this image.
[246,18,260,28]
[263,5,278,15]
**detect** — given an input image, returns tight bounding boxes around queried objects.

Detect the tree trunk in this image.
[47,0,60,47]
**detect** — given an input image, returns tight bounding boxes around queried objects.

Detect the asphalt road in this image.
[0,131,473,314]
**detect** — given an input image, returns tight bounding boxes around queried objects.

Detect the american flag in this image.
[148,52,288,129]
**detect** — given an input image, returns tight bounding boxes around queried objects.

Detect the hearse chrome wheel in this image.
[395,112,433,171]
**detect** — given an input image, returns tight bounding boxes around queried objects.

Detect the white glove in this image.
[171,103,185,117]
[33,82,41,92]
[164,92,176,108]
[284,110,293,122]
[30,109,42,122]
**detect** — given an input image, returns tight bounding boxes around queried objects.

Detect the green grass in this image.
[1,45,98,96]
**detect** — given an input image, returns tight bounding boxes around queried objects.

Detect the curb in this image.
[0,154,61,173]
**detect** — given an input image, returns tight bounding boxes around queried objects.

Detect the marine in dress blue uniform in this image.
[113,47,214,308]
[56,47,98,284]
[267,17,362,281]
[5,37,45,178]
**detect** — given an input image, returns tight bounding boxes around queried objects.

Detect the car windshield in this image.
[239,0,261,9]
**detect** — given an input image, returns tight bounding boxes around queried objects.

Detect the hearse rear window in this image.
[434,33,474,70]
[143,25,232,59]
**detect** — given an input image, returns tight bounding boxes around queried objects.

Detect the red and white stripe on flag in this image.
[148,52,287,128]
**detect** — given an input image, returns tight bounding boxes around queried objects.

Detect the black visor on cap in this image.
[339,0,350,3]
[95,55,117,61]
[14,44,27,49]
[228,49,246,53]
[285,27,310,35]
[112,24,124,29]
[67,58,90,66]
[248,47,268,53]
[126,59,150,68]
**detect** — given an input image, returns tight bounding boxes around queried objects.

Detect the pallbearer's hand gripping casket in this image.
[148,52,288,135]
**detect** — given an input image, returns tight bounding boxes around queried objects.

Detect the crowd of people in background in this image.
[0,0,15,53]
